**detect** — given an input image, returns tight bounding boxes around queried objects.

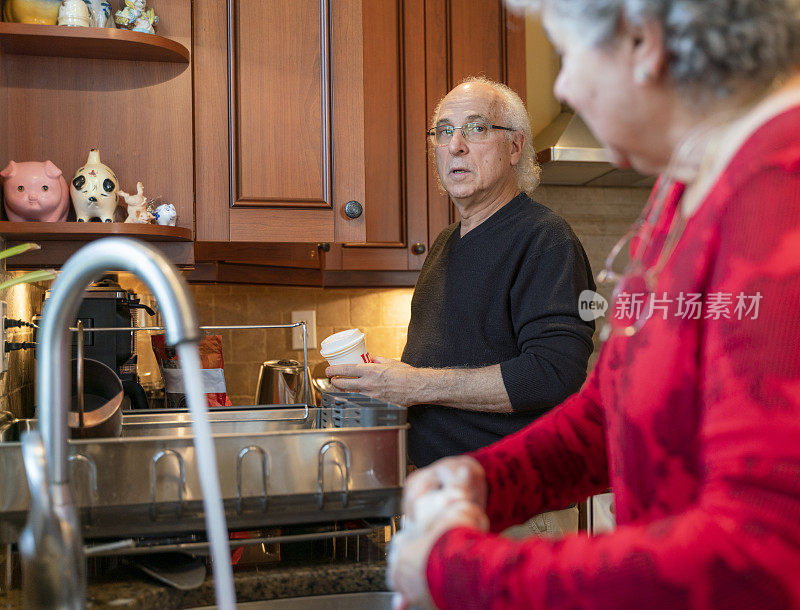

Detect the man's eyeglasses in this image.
[427,122,514,146]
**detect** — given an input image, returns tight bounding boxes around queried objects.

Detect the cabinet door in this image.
[194,0,366,244]
[325,0,428,273]
[325,0,526,279]
[424,0,527,241]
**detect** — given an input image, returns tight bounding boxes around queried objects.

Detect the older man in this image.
[328,77,594,533]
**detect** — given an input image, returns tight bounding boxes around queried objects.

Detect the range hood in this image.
[534,112,655,188]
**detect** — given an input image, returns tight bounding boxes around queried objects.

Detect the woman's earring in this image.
[635,66,652,84]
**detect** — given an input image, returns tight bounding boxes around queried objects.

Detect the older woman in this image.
[388,1,800,608]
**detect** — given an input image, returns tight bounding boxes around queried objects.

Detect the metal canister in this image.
[254,359,313,406]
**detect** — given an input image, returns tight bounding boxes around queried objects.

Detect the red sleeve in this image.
[427,165,800,609]
[472,364,609,532]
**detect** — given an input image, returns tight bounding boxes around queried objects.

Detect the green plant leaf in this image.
[0,269,58,291]
[0,243,41,261]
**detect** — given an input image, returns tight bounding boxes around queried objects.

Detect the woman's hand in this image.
[387,456,489,608]
[402,456,487,523]
[388,497,489,609]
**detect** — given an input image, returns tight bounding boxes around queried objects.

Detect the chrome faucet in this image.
[28,237,201,608]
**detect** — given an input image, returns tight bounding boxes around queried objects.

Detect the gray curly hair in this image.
[510,0,800,97]
[431,76,541,196]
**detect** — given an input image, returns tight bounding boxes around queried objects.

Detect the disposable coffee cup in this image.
[320,329,373,366]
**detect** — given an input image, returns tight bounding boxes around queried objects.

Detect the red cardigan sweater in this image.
[425,107,800,609]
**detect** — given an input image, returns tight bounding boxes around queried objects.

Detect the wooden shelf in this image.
[0,22,189,63]
[0,221,195,268]
[0,221,192,242]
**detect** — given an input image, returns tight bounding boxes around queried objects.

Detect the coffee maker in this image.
[41,274,154,409]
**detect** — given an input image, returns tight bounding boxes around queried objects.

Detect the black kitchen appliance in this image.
[40,274,154,409]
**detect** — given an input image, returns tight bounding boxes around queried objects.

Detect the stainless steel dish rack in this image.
[321,392,407,428]
[0,323,407,548]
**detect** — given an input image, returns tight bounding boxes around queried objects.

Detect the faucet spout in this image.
[37,237,199,486]
[29,237,235,609]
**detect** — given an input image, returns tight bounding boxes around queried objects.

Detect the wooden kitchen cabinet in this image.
[0,4,195,268]
[0,1,524,278]
[193,0,367,254]
[323,0,527,286]
[192,0,525,286]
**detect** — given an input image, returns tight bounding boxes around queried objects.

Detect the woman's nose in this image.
[553,69,568,103]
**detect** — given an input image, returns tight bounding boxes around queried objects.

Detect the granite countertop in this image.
[0,561,388,609]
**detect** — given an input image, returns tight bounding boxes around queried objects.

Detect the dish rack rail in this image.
[66,321,316,407]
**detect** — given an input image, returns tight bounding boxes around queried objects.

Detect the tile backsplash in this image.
[1,185,649,412]
[119,280,413,406]
[197,285,413,405]
[536,185,649,361]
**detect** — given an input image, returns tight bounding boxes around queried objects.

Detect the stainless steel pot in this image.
[254,359,313,406]
[69,357,124,439]
[67,319,123,439]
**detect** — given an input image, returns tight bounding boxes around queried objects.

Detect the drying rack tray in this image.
[0,400,407,542]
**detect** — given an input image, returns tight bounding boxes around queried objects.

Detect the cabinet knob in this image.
[411,242,426,255]
[317,242,331,252]
[344,200,363,219]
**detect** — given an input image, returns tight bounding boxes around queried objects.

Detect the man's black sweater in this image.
[402,193,595,467]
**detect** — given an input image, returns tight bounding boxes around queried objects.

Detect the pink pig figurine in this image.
[0,160,70,222]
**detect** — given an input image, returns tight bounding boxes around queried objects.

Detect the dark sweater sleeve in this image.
[500,236,595,413]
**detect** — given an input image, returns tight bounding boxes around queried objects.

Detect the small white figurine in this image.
[115,0,157,34]
[131,13,153,34]
[70,148,119,223]
[101,1,113,28]
[118,181,154,224]
[153,203,177,226]
[82,0,113,27]
[58,0,91,27]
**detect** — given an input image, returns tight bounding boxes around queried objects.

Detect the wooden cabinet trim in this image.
[234,198,331,208]
[187,262,324,286]
[424,0,453,242]
[229,208,334,243]
[402,0,430,270]
[340,246,412,271]
[343,242,406,248]
[323,269,419,287]
[194,0,231,242]
[330,0,367,242]
[194,241,322,268]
